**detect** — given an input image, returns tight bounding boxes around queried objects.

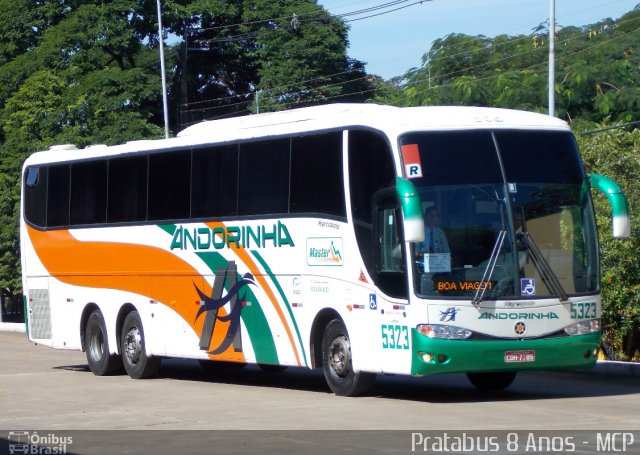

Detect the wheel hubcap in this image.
[124,327,142,365]
[329,335,351,377]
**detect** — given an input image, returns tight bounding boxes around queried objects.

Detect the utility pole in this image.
[157,0,170,138]
[548,0,556,117]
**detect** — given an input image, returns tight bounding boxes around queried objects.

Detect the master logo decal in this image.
[306,238,343,266]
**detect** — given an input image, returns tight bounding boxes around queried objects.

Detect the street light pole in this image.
[157,0,170,138]
[549,0,556,117]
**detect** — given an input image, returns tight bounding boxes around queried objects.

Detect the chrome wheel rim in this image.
[124,326,142,365]
[328,335,351,378]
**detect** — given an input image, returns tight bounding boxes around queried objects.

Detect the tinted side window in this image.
[238,139,290,215]
[192,145,238,218]
[24,167,47,227]
[348,130,395,276]
[108,156,148,223]
[148,150,191,221]
[70,161,107,225]
[290,132,345,217]
[47,164,70,227]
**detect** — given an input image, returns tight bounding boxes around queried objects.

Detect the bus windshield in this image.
[401,130,599,301]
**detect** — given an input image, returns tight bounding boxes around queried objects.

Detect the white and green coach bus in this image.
[21,104,630,396]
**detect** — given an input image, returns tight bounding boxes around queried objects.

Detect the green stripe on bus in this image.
[250,250,308,366]
[196,251,279,365]
[23,294,29,339]
[157,224,177,236]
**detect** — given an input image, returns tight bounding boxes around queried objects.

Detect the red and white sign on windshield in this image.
[401,144,423,179]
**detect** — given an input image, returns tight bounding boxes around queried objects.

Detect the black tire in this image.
[321,319,375,396]
[84,310,122,376]
[467,371,517,390]
[121,311,160,379]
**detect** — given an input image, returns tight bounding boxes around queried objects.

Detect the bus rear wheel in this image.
[84,310,122,376]
[321,319,375,396]
[466,372,517,390]
[121,311,160,379]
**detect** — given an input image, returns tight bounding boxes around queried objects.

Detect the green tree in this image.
[384,6,640,124]
[173,0,372,124]
[0,0,373,301]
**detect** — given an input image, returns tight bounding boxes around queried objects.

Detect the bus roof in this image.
[25,104,570,166]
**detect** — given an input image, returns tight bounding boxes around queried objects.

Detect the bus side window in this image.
[290,132,345,218]
[238,139,290,216]
[47,164,70,227]
[24,167,47,227]
[70,160,107,225]
[348,130,399,294]
[373,190,408,298]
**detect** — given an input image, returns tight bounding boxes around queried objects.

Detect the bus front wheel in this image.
[321,319,374,396]
[121,311,160,379]
[466,372,517,390]
[84,310,122,376]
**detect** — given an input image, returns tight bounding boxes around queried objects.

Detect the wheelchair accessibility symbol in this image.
[369,293,377,310]
[520,278,536,296]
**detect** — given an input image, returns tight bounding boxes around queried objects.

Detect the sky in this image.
[317,0,640,79]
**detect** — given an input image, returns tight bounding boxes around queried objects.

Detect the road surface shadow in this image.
[55,357,640,403]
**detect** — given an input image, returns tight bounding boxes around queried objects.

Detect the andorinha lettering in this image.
[437,281,495,291]
[479,312,559,320]
[170,221,294,250]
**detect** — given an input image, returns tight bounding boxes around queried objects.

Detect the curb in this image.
[0,322,637,376]
[591,360,640,377]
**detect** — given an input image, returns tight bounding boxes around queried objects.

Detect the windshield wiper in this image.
[519,219,569,302]
[473,201,507,305]
[473,228,507,305]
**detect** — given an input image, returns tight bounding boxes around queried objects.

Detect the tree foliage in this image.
[389,7,640,124]
[0,0,370,301]
[577,125,640,360]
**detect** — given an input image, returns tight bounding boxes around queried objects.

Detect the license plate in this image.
[504,350,535,363]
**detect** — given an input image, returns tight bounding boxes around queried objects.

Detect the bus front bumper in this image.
[410,330,600,376]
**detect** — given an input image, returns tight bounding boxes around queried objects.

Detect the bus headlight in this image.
[564,319,600,336]
[417,324,472,340]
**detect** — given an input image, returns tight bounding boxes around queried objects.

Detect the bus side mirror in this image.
[395,177,425,242]
[589,173,631,238]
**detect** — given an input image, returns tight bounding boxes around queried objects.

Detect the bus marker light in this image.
[347,305,353,312]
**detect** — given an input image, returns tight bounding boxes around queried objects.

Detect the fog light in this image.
[421,352,433,363]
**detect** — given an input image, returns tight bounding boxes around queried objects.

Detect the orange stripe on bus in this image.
[26,226,244,362]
